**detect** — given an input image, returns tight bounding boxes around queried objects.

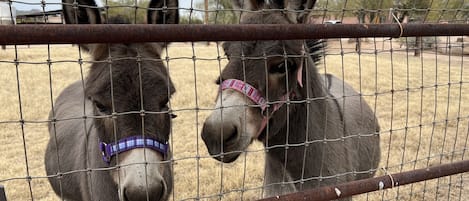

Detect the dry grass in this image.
[0,41,468,201]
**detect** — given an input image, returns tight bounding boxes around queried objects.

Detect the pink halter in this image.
[220,48,305,138]
[220,79,292,138]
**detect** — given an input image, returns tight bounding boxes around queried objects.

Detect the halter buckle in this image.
[99,142,112,163]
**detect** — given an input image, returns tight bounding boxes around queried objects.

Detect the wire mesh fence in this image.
[0,0,468,201]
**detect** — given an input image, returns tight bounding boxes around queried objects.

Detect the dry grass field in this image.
[0,40,468,201]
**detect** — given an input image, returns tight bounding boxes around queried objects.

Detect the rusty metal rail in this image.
[258,160,469,201]
[0,24,468,45]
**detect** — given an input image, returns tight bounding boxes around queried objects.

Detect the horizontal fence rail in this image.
[0,24,468,45]
[259,160,469,201]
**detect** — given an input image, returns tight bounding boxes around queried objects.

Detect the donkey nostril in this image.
[123,181,165,201]
[223,126,238,145]
[156,181,166,201]
[123,188,130,201]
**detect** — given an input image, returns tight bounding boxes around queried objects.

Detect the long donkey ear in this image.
[147,0,179,24]
[284,0,316,23]
[62,0,102,24]
[62,0,102,52]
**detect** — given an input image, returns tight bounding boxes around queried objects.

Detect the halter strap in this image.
[221,79,267,109]
[220,48,305,138]
[221,79,291,138]
[99,136,168,164]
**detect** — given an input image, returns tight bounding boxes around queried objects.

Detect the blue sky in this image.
[12,0,200,11]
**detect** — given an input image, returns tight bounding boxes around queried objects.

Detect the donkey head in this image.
[202,0,315,163]
[62,0,178,200]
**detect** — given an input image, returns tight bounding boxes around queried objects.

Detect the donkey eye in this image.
[269,60,295,74]
[93,101,110,114]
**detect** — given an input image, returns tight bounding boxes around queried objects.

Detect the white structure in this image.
[0,1,16,24]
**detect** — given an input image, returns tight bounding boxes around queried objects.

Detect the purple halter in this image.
[99,136,168,164]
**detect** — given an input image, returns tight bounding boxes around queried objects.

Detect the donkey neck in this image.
[264,60,345,186]
[267,60,329,145]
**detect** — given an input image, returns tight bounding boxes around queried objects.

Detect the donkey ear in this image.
[232,0,266,11]
[62,0,102,24]
[147,0,179,24]
[62,0,102,52]
[284,0,315,23]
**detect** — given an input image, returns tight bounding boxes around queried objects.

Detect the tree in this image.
[179,15,204,24]
[432,0,469,22]
[351,0,393,23]
[392,0,467,23]
[104,0,150,24]
[196,0,239,24]
[398,0,430,22]
[392,0,431,56]
[460,3,469,21]
[315,0,351,19]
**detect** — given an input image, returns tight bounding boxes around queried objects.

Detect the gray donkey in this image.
[201,0,381,199]
[44,0,178,200]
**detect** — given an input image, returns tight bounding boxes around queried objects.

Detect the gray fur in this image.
[44,0,178,201]
[202,0,380,199]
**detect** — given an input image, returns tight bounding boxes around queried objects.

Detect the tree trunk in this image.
[414,37,422,56]
[204,0,209,24]
[355,38,361,52]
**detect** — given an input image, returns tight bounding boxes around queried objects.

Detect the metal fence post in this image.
[0,185,6,201]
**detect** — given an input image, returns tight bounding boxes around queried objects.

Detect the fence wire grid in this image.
[0,0,468,201]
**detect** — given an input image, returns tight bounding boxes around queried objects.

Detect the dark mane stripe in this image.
[305,39,325,65]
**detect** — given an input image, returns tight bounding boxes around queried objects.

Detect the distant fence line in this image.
[0,24,468,45]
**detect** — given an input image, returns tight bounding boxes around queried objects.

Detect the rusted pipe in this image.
[258,160,469,201]
[0,24,468,45]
